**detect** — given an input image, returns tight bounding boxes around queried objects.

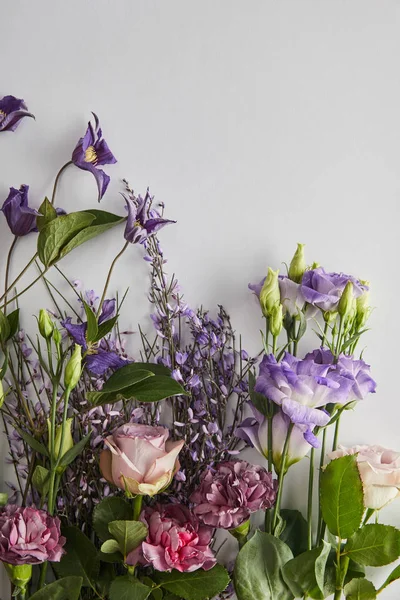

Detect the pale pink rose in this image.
[329,445,400,509]
[100,423,184,496]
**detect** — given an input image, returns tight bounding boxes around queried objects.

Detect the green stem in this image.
[133,495,143,521]
[322,321,329,347]
[0,268,50,310]
[0,253,38,303]
[272,424,293,532]
[37,562,48,591]
[3,237,18,314]
[334,538,342,600]
[307,447,315,550]
[332,415,341,452]
[51,161,73,206]
[317,428,327,543]
[96,241,129,318]
[54,387,72,471]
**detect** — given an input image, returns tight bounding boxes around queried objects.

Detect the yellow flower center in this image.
[0,110,5,119]
[84,145,98,164]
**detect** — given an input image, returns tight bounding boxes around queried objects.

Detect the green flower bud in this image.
[53,327,62,346]
[270,302,283,337]
[0,492,8,506]
[355,282,370,329]
[259,268,280,318]
[288,243,306,283]
[311,262,320,270]
[48,417,74,461]
[229,518,250,544]
[64,344,82,389]
[338,281,354,318]
[323,310,337,324]
[4,563,32,590]
[38,309,54,339]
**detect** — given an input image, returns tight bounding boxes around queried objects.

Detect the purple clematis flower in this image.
[254,352,354,446]
[301,268,368,312]
[1,186,38,236]
[0,96,34,132]
[123,189,176,244]
[62,299,126,376]
[72,113,117,201]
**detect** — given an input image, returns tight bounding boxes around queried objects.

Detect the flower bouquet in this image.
[0,97,399,600]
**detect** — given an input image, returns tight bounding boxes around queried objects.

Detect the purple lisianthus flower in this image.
[123,189,176,244]
[254,352,354,445]
[72,113,117,201]
[190,461,277,529]
[0,96,34,132]
[1,186,38,236]
[236,406,314,472]
[301,268,368,312]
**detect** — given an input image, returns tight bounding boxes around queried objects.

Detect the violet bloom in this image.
[1,186,38,236]
[123,189,176,244]
[249,275,306,317]
[127,503,216,572]
[190,461,277,530]
[72,113,117,200]
[254,353,354,446]
[301,268,368,312]
[0,96,34,132]
[62,299,126,376]
[0,505,65,565]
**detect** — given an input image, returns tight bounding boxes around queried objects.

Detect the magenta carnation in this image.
[0,505,66,566]
[190,460,277,530]
[126,503,216,572]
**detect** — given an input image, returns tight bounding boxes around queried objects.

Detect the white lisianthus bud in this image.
[259,268,280,318]
[38,309,54,339]
[338,281,354,319]
[47,417,74,460]
[64,344,82,390]
[270,303,283,337]
[288,243,306,284]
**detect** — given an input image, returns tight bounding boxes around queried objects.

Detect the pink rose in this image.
[329,445,400,509]
[0,505,65,566]
[100,423,184,496]
[126,503,216,572]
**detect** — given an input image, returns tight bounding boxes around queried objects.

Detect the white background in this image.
[1,1,400,597]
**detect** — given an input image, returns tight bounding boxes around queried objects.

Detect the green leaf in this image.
[38,212,96,267]
[6,309,20,340]
[108,520,148,558]
[0,350,8,379]
[344,578,377,599]
[93,316,119,343]
[378,563,400,593]
[282,541,331,599]
[156,564,230,600]
[100,539,121,554]
[124,362,171,376]
[37,197,58,232]
[29,576,83,600]
[86,370,156,406]
[280,509,308,556]
[320,454,364,539]
[93,496,133,541]
[58,432,91,468]
[234,530,293,600]
[95,562,115,597]
[32,465,50,495]
[101,363,157,393]
[343,524,400,566]
[87,374,186,406]
[59,210,126,258]
[83,301,98,343]
[0,309,10,343]
[109,576,151,600]
[17,429,49,458]
[54,526,99,587]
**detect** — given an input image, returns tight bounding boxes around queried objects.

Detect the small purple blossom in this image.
[123,189,175,244]
[190,461,277,530]
[1,186,38,236]
[0,96,34,132]
[72,113,117,200]
[301,268,368,312]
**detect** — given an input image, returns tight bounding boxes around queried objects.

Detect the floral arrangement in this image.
[0,95,399,600]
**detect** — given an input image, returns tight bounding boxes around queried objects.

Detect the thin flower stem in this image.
[0,268,50,310]
[3,236,18,314]
[0,253,38,303]
[332,415,341,452]
[133,495,143,521]
[51,161,73,206]
[96,241,129,318]
[272,424,294,532]
[317,428,327,543]
[307,447,315,550]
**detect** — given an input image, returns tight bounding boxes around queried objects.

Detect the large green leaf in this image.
[6,308,20,340]
[344,578,377,599]
[343,524,400,566]
[378,563,400,593]
[87,374,186,406]
[101,363,157,393]
[320,455,364,539]
[234,530,293,600]
[93,496,133,541]
[86,370,156,406]
[59,210,126,258]
[29,576,83,600]
[32,465,50,495]
[54,526,99,587]
[155,564,230,600]
[38,212,96,267]
[36,197,57,232]
[109,576,152,600]
[58,432,91,468]
[82,301,98,342]
[282,541,331,599]
[108,520,148,558]
[280,509,308,557]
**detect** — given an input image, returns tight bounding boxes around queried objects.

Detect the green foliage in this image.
[155,564,230,600]
[344,524,400,567]
[109,576,152,600]
[344,578,377,599]
[279,509,308,556]
[0,309,10,343]
[320,455,364,539]
[54,526,99,587]
[378,563,400,593]
[93,315,119,342]
[17,428,49,458]
[32,465,50,495]
[83,301,98,342]
[93,496,133,541]
[282,541,331,599]
[108,520,148,559]
[38,212,96,267]
[87,373,186,406]
[36,198,57,232]
[234,531,293,600]
[6,308,20,340]
[58,432,91,468]
[29,577,83,600]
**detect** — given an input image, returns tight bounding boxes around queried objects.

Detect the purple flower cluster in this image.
[0,96,34,132]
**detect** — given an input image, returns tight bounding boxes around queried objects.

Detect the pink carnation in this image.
[0,505,66,566]
[126,503,216,572]
[190,460,277,529]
